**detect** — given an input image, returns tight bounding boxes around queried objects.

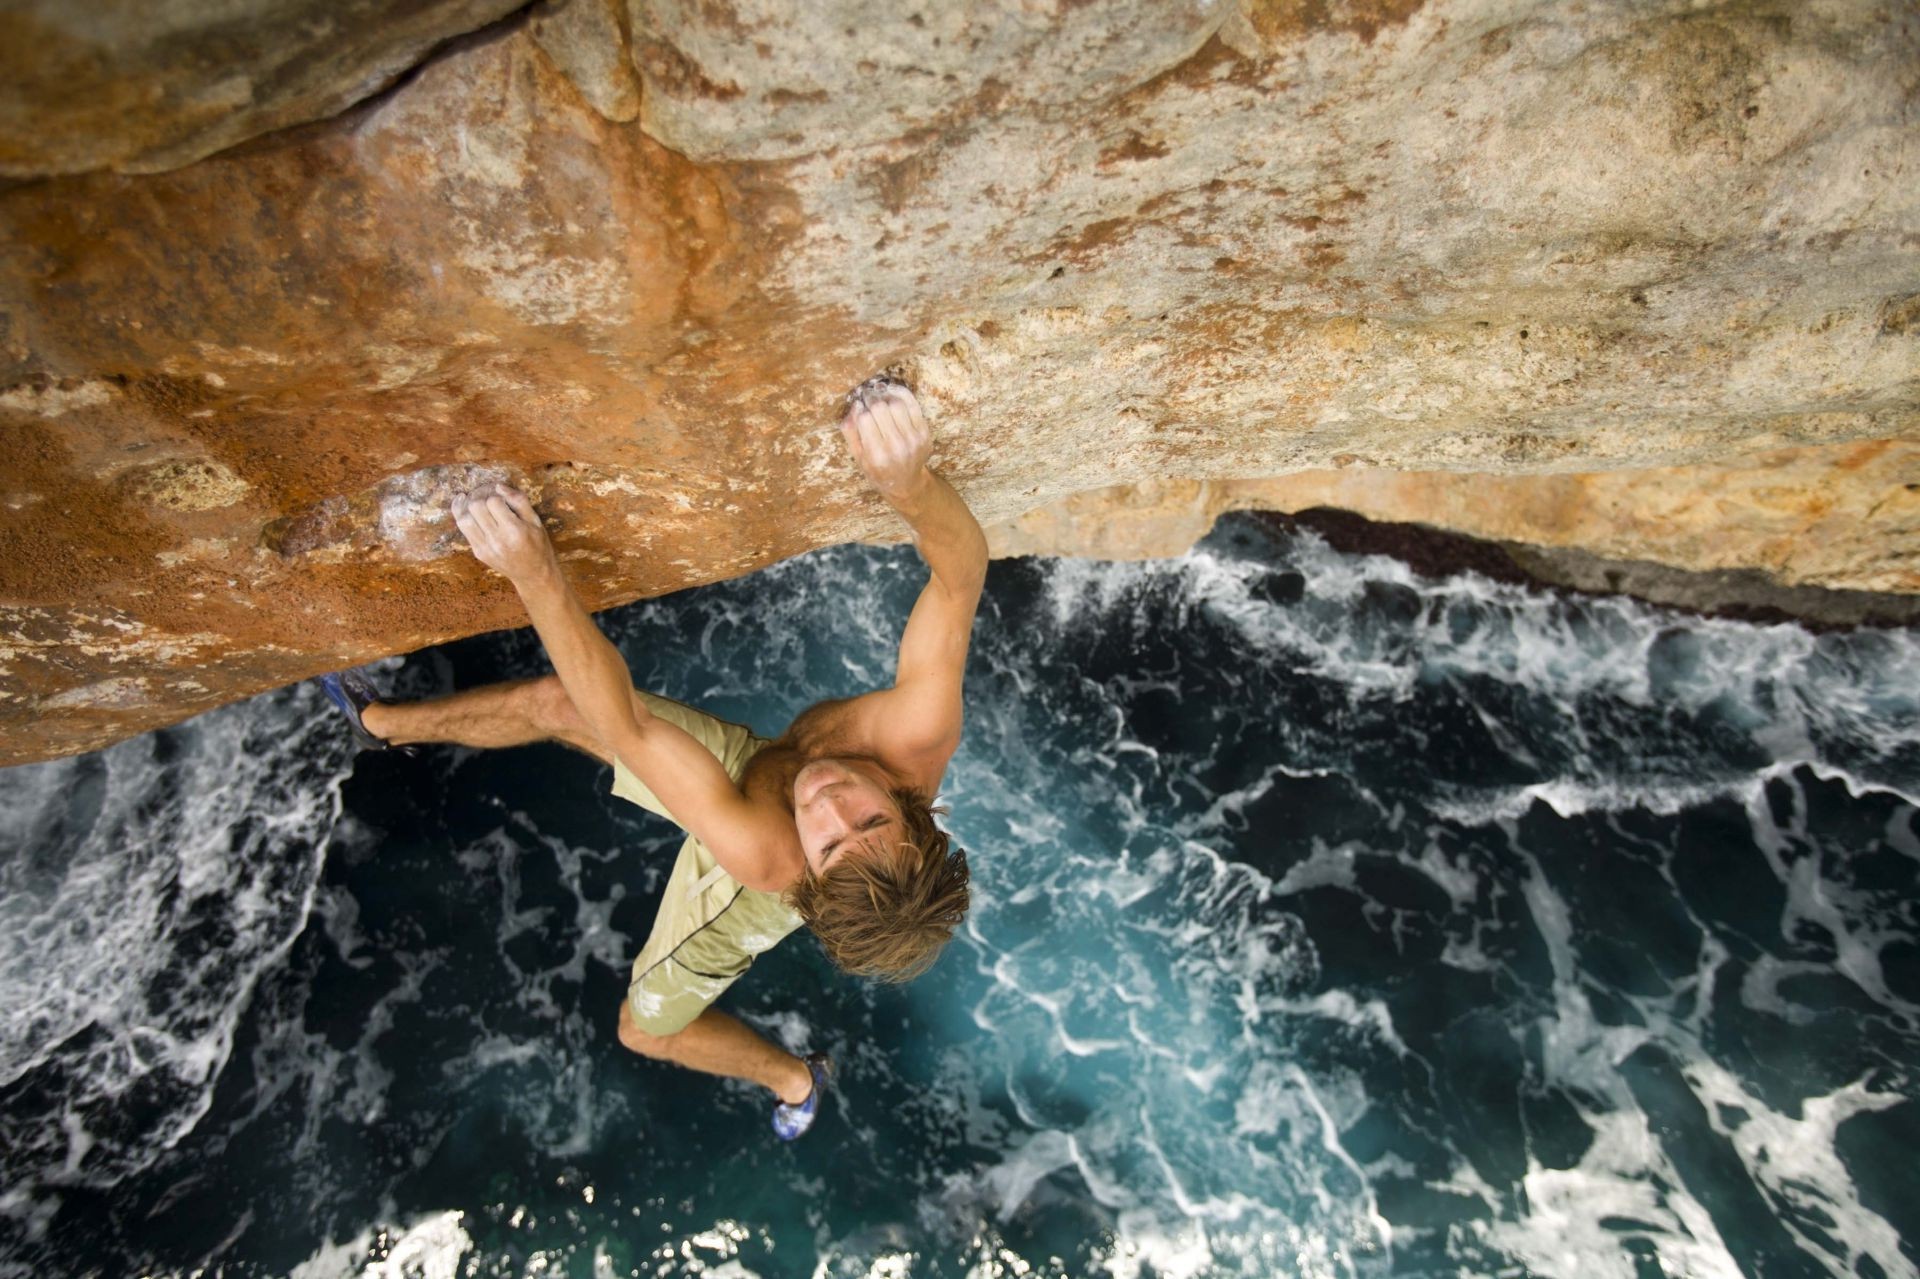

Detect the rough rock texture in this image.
[530,0,641,123]
[994,447,1920,625]
[0,0,530,177]
[1,0,1917,765]
[992,439,1920,593]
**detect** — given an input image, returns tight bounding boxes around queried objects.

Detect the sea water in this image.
[1,515,1916,1278]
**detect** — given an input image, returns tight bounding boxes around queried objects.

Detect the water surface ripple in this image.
[1,517,1916,1277]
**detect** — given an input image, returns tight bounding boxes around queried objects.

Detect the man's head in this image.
[786,762,970,981]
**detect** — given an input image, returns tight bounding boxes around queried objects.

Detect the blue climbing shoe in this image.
[772,1053,833,1141]
[318,667,401,752]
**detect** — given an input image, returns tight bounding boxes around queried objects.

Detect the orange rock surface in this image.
[992,442,1920,594]
[1,0,1916,764]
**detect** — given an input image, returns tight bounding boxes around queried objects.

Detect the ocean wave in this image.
[0,682,350,1245]
[4,519,1916,1277]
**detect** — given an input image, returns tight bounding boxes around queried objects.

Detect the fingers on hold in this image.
[490,498,523,535]
[877,395,913,449]
[500,485,537,522]
[861,393,895,439]
[900,391,928,435]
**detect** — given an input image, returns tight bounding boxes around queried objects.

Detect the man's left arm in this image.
[451,484,803,890]
[841,386,987,776]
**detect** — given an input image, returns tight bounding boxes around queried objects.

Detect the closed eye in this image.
[822,815,893,865]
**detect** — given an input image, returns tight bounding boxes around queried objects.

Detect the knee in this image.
[616,998,678,1060]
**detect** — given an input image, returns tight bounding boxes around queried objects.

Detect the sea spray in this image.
[0,517,1914,1277]
[0,681,351,1239]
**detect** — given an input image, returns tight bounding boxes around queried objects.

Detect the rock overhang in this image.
[0,0,1915,765]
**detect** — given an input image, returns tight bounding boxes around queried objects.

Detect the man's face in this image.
[792,758,904,875]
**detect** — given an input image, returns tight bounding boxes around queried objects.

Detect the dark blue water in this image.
[3,516,1917,1278]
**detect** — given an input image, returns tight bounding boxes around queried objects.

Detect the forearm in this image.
[886,469,988,595]
[510,563,649,745]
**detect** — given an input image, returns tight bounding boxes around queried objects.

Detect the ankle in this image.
[359,701,394,740]
[774,1056,813,1106]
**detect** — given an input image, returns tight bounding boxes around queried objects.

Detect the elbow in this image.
[942,543,988,599]
[578,694,642,751]
[965,530,990,584]
[958,562,989,602]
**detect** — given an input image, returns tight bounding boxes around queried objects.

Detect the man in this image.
[321,379,984,1139]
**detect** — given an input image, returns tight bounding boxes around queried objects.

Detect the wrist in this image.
[510,555,566,600]
[879,466,936,506]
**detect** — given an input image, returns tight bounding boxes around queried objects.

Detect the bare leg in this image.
[618,1001,814,1104]
[370,680,815,1103]
[360,675,610,759]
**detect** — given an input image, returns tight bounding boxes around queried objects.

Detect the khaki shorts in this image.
[614,693,805,1036]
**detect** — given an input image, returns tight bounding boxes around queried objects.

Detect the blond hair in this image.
[786,789,970,982]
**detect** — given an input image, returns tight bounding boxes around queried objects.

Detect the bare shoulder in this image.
[776,696,861,749]
[811,694,954,792]
[772,694,946,793]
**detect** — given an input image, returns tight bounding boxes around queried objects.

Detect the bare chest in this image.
[738,698,872,810]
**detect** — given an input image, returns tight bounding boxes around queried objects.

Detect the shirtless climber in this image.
[320,379,984,1139]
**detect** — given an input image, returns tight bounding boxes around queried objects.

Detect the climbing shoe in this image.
[318,667,406,753]
[772,1052,834,1142]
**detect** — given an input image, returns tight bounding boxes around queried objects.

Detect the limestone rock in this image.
[991,442,1920,596]
[0,0,529,178]
[0,0,1917,765]
[531,0,642,123]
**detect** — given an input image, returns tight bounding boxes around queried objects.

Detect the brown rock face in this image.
[1,0,1917,765]
[994,441,1920,596]
[0,0,529,177]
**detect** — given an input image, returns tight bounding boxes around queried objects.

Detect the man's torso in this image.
[738,695,905,813]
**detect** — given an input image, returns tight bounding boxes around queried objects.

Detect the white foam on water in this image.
[938,737,1399,1273]
[1432,757,1920,832]
[1452,831,1914,1278]
[981,1129,1077,1221]
[1042,532,1920,791]
[1408,836,1482,906]
[0,683,351,1227]
[366,1210,471,1279]
[655,1218,762,1277]
[1741,768,1920,1020]
[492,813,634,1006]
[7,523,1913,1277]
[1431,776,1733,823]
[1017,531,1919,1277]
[1091,1220,1220,1279]
[1469,1109,1746,1279]
[1265,992,1410,1059]
[287,1227,378,1279]
[1270,840,1361,896]
[1686,1063,1910,1276]
[287,1212,475,1279]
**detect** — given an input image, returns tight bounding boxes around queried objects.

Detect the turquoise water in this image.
[2,516,1917,1276]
